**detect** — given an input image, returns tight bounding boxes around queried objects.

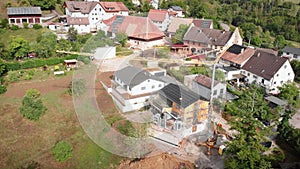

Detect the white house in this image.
[111,66,165,112]
[168,6,184,17]
[63,1,128,33]
[148,9,170,32]
[281,46,300,61]
[66,17,90,34]
[241,50,295,94]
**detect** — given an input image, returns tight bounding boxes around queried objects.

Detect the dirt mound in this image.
[118,153,194,169]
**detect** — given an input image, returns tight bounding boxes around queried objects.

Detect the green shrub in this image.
[77,55,90,64]
[53,141,73,162]
[6,62,21,71]
[32,24,42,29]
[23,22,29,29]
[19,89,47,121]
[0,85,7,94]
[10,24,19,30]
[7,71,19,82]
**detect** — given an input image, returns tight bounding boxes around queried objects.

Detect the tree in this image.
[172,24,189,44]
[19,89,47,121]
[115,33,127,47]
[274,35,287,49]
[278,83,299,107]
[35,31,57,58]
[53,141,73,162]
[8,37,30,59]
[28,0,56,10]
[291,60,300,81]
[225,85,273,168]
[67,27,78,42]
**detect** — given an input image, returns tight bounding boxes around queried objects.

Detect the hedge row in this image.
[4,55,78,71]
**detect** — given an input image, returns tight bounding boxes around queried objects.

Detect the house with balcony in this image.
[241,50,295,94]
[183,25,242,56]
[7,7,42,27]
[111,66,165,112]
[150,83,209,138]
[148,9,170,32]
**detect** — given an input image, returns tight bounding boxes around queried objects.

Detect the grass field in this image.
[0,72,124,168]
[0,28,47,46]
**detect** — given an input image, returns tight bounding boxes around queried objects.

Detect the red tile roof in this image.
[109,16,165,41]
[221,45,255,65]
[148,9,168,22]
[194,74,219,89]
[99,2,129,12]
[242,50,288,80]
[67,17,89,25]
[102,15,117,26]
[64,1,98,14]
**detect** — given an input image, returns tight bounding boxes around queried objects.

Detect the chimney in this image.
[241,48,244,53]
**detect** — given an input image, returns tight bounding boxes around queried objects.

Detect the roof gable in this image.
[99,2,129,12]
[194,74,220,89]
[192,19,213,29]
[159,83,201,108]
[7,7,42,15]
[221,44,255,65]
[114,66,162,88]
[148,9,168,22]
[109,16,165,40]
[242,50,288,80]
[183,26,233,46]
[64,1,98,14]
[282,46,300,55]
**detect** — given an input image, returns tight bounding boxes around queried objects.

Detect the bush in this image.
[7,71,19,82]
[10,24,19,30]
[23,22,29,29]
[32,24,42,29]
[19,89,47,121]
[77,55,90,64]
[53,141,73,162]
[0,85,6,94]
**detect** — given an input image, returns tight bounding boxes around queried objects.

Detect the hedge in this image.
[4,54,78,71]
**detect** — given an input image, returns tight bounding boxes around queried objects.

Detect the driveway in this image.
[289,109,300,129]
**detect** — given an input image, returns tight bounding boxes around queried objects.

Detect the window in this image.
[274,81,276,85]
[247,73,250,77]
[288,73,290,76]
[293,54,297,58]
[158,84,162,87]
[253,75,257,79]
[152,85,155,89]
[141,87,146,90]
[277,74,279,77]
[213,90,217,96]
[281,81,283,84]
[220,89,224,94]
[284,65,287,69]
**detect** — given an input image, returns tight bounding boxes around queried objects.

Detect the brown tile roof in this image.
[64,1,98,14]
[242,50,288,80]
[183,26,233,46]
[67,17,89,25]
[192,19,213,29]
[109,16,165,41]
[167,17,193,34]
[99,2,128,12]
[194,74,219,89]
[148,9,168,22]
[221,44,255,65]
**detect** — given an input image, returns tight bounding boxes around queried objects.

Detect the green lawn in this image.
[0,28,47,46]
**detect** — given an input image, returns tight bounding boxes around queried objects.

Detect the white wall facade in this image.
[128,39,165,50]
[242,60,295,93]
[130,79,165,95]
[282,52,300,61]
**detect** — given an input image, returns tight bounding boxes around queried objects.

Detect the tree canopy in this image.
[29,0,57,10]
[172,24,189,44]
[19,89,47,121]
[9,37,30,59]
